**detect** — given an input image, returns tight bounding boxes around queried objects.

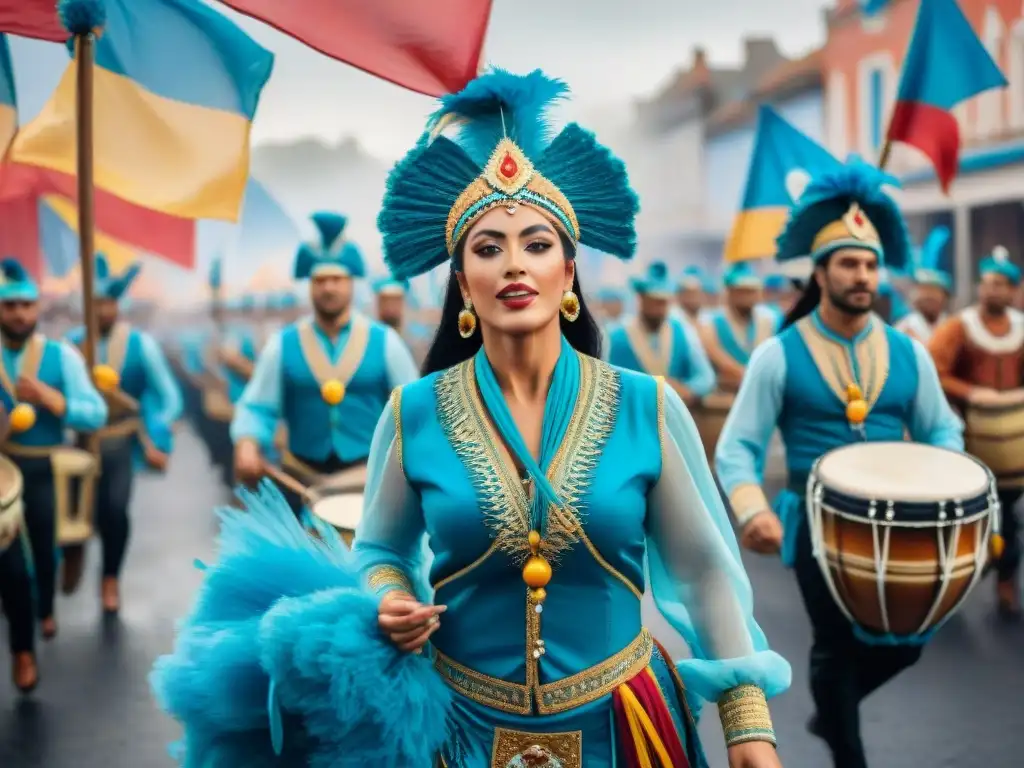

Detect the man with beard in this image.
[232,212,419,516]
[676,264,713,326]
[66,255,183,613]
[928,246,1024,619]
[0,259,106,688]
[699,262,778,393]
[716,159,962,768]
[895,226,952,345]
[606,260,715,407]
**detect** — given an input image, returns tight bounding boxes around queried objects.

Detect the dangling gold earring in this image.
[457,297,477,338]
[560,290,580,322]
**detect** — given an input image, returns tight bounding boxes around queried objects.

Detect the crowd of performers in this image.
[1,69,1021,768]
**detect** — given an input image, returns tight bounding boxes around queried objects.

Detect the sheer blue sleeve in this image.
[57,342,108,432]
[230,332,283,452]
[383,327,420,390]
[907,338,964,451]
[138,332,184,453]
[647,383,791,711]
[714,338,786,526]
[351,390,431,601]
[678,317,716,397]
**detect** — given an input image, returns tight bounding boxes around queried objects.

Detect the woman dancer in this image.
[153,70,789,768]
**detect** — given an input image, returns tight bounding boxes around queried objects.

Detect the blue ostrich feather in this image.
[58,0,106,35]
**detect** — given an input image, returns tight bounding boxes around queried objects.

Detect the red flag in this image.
[0,1,67,43]
[217,0,491,96]
[0,194,41,277]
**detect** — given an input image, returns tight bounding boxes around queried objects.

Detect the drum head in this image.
[321,466,368,493]
[0,455,22,506]
[312,492,364,531]
[816,442,989,502]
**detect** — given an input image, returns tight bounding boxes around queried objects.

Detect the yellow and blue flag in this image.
[11,0,274,222]
[724,105,842,263]
[0,33,15,156]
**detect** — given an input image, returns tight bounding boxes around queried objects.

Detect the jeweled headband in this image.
[378,69,639,281]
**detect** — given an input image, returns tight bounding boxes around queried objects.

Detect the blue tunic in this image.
[605,315,716,397]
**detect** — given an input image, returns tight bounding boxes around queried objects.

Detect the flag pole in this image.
[877,138,893,171]
[75,32,98,374]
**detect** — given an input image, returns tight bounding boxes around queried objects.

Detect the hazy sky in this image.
[11,0,831,160]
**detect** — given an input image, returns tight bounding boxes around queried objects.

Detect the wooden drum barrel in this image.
[0,454,24,552]
[964,402,1024,488]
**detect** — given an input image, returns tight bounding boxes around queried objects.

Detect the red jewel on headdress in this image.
[853,211,865,227]
[499,152,518,179]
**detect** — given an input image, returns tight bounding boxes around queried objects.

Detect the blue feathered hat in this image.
[372,275,410,297]
[776,155,911,272]
[980,245,1021,286]
[723,262,762,289]
[763,274,789,292]
[0,258,38,302]
[630,261,674,297]
[94,254,141,301]
[678,265,706,291]
[595,286,626,303]
[912,226,952,291]
[293,212,366,280]
[378,69,639,280]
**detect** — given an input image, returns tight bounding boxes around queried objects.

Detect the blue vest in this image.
[778,322,918,483]
[280,321,391,463]
[398,355,660,685]
[1,339,66,447]
[607,317,690,379]
[67,326,147,402]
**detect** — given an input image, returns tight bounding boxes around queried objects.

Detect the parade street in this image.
[1,427,1022,768]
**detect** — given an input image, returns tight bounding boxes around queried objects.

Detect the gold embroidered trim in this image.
[433,628,654,716]
[576,527,642,599]
[718,684,776,748]
[0,333,45,400]
[105,322,131,374]
[491,727,583,768]
[366,565,413,597]
[795,314,890,412]
[390,386,404,473]
[624,317,673,376]
[433,352,619,565]
[431,541,499,592]
[296,315,371,389]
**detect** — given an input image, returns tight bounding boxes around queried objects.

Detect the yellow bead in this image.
[522,555,552,589]
[530,588,547,604]
[846,383,863,402]
[92,364,120,394]
[320,379,345,406]
[846,398,868,425]
[991,534,1006,560]
[528,530,541,549]
[9,403,36,433]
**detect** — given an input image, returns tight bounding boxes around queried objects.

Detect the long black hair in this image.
[421,230,603,375]
[781,257,829,330]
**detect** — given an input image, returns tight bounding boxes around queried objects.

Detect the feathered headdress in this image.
[912,226,952,291]
[371,276,410,297]
[378,69,639,280]
[0,258,39,302]
[723,262,762,289]
[94,254,141,301]
[763,274,789,292]
[776,155,911,272]
[678,265,706,291]
[980,244,1021,286]
[630,261,674,297]
[293,212,366,280]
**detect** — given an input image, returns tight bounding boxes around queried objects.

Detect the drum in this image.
[964,402,1024,488]
[51,447,99,546]
[307,465,367,547]
[0,454,24,552]
[807,442,998,642]
[694,391,735,458]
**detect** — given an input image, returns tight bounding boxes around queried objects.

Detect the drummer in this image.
[699,262,778,392]
[66,255,183,613]
[895,226,952,345]
[0,258,107,663]
[231,212,419,516]
[605,260,715,406]
[927,246,1023,619]
[715,158,963,768]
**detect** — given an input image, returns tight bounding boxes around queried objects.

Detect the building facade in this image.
[822,0,1024,306]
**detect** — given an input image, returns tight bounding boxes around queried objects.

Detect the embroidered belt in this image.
[433,628,653,716]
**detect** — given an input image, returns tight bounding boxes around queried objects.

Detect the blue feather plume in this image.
[0,257,29,283]
[917,226,950,271]
[430,68,568,164]
[776,155,912,271]
[58,0,106,36]
[310,212,348,251]
[94,253,110,281]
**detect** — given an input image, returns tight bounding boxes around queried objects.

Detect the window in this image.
[857,53,894,159]
[826,72,849,156]
[869,68,884,151]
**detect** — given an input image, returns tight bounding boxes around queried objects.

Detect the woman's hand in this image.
[377,591,447,653]
[727,741,782,768]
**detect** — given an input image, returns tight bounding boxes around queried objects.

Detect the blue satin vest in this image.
[280,322,390,462]
[1,339,66,446]
[607,317,690,379]
[398,354,661,693]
